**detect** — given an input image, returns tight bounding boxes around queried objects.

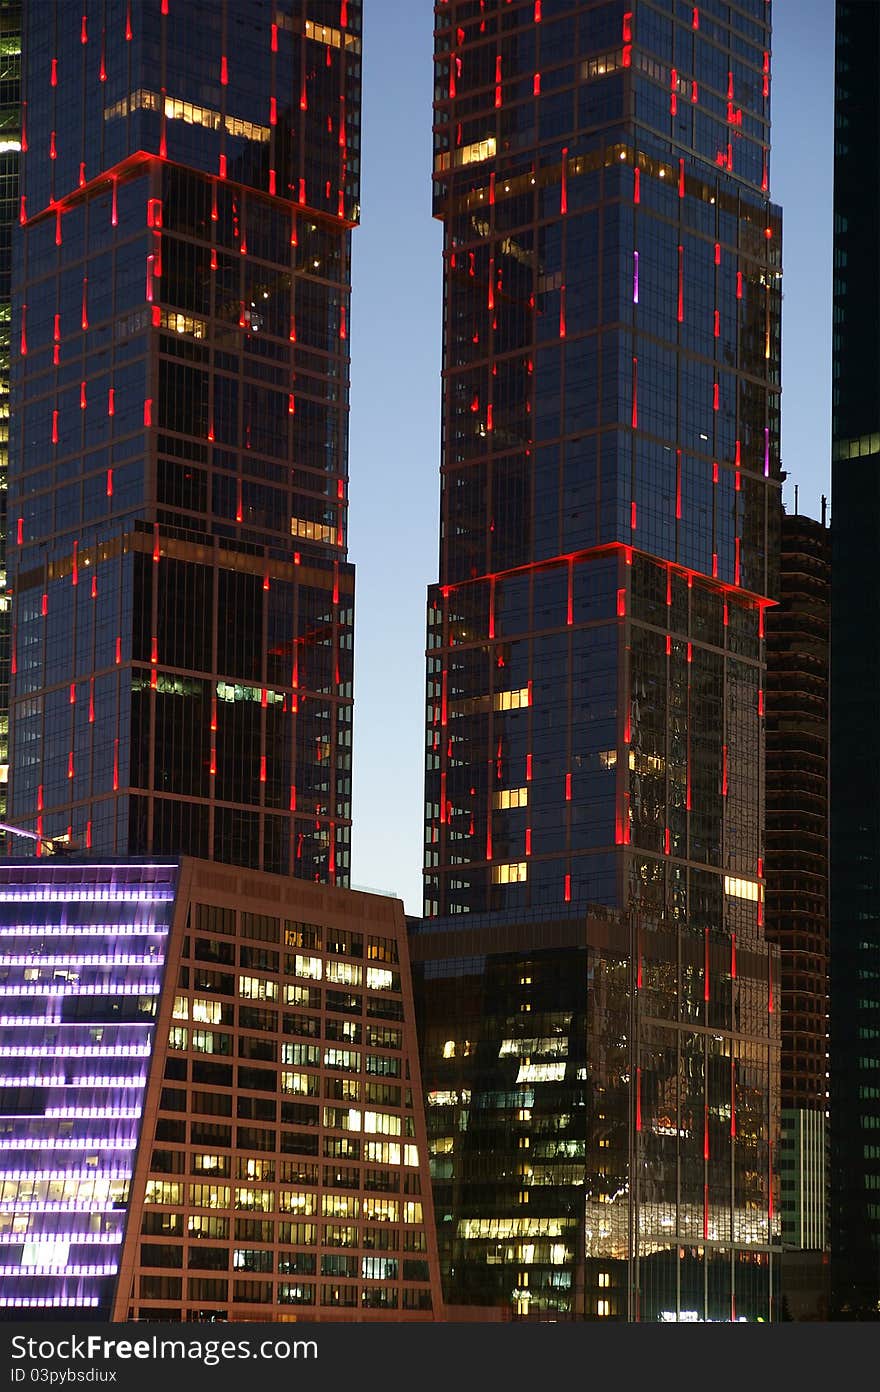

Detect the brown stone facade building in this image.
[0,857,445,1321]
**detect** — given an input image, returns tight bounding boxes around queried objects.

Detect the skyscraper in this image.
[0,1,21,837]
[764,502,830,1320]
[6,0,359,885]
[830,0,880,1323]
[413,0,782,1320]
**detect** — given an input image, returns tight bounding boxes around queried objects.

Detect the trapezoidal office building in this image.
[6,0,358,883]
[412,0,782,1321]
[0,857,444,1320]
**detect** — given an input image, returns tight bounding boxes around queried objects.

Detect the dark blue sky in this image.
[347,0,835,912]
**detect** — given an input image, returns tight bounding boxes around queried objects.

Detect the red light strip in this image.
[435,540,775,611]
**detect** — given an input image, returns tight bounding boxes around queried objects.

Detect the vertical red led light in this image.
[677,244,684,322]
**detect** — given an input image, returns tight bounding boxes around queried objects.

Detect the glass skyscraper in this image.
[0,1,21,838]
[413,0,782,1320]
[830,0,880,1323]
[6,0,359,883]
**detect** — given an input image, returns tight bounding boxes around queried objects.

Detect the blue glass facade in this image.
[0,859,176,1314]
[7,1,360,881]
[415,0,782,1320]
[0,2,21,840]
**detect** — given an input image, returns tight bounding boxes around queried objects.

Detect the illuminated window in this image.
[159,309,207,339]
[192,998,222,1024]
[291,517,338,545]
[188,1184,231,1209]
[492,862,528,884]
[172,996,188,1020]
[304,18,361,52]
[293,954,323,981]
[363,1197,399,1222]
[364,1141,401,1165]
[103,88,270,141]
[326,960,362,987]
[516,1062,566,1084]
[322,1194,359,1219]
[427,1090,459,1107]
[281,1071,318,1096]
[364,1111,402,1137]
[493,787,529,809]
[277,1191,316,1216]
[168,1026,188,1050]
[434,136,497,173]
[598,1272,610,1288]
[323,1048,360,1071]
[598,750,618,769]
[239,974,278,1001]
[144,1181,182,1205]
[580,48,625,81]
[598,1299,610,1317]
[193,1154,225,1174]
[282,1043,320,1066]
[494,687,531,712]
[234,1187,273,1212]
[366,966,397,991]
[442,1040,456,1059]
[724,876,762,902]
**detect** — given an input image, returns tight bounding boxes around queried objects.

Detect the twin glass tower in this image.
[3,0,783,1321]
[7,0,358,882]
[414,0,782,1320]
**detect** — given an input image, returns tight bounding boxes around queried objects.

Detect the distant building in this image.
[0,857,443,1320]
[830,0,880,1321]
[764,503,830,1320]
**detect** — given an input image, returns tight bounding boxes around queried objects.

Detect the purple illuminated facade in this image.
[0,859,177,1314]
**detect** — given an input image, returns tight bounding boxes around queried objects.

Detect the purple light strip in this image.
[0,1077,148,1087]
[45,1108,142,1118]
[0,1265,119,1277]
[0,956,162,966]
[0,1234,121,1244]
[0,1170,133,1180]
[0,1298,101,1307]
[633,250,639,303]
[0,1139,138,1150]
[0,927,167,937]
[0,984,160,996]
[0,1202,129,1213]
[0,890,174,903]
[0,1046,152,1057]
[0,1203,129,1214]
